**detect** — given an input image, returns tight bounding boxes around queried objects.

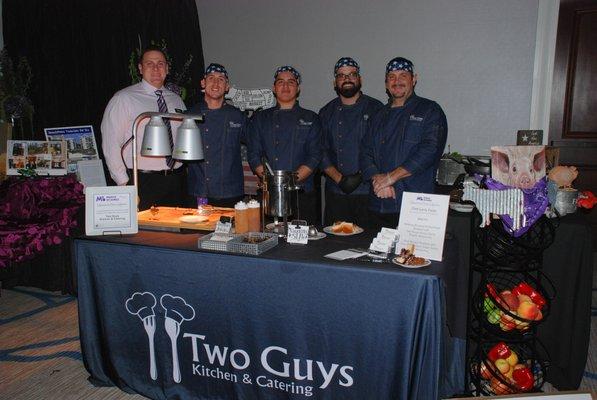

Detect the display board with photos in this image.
[6,140,68,176]
[44,125,99,173]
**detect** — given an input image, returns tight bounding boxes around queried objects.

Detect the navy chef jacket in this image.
[360,93,448,213]
[247,103,322,192]
[319,94,383,195]
[187,102,247,199]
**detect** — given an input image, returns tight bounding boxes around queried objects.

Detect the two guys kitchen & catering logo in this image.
[125,292,354,397]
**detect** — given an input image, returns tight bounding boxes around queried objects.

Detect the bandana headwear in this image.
[334,57,360,75]
[385,57,414,74]
[204,63,228,79]
[274,66,301,84]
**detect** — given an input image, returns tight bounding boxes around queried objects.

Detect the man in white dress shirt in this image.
[101,46,187,210]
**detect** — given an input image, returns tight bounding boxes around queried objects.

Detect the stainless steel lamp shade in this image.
[140,116,172,156]
[172,118,204,160]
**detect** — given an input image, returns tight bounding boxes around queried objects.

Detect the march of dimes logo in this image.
[125,292,354,397]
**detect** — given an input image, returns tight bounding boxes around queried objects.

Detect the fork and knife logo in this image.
[125,292,195,382]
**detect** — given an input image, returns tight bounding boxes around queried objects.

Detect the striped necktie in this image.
[155,90,175,169]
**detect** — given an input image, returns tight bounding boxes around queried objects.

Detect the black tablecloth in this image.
[75,231,465,399]
[537,214,594,390]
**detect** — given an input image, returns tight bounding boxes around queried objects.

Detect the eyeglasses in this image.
[335,72,359,80]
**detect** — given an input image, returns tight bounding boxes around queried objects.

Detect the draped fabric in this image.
[75,237,461,399]
[0,176,84,268]
[2,0,204,162]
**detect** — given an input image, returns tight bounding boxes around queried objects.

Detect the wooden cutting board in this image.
[137,206,234,231]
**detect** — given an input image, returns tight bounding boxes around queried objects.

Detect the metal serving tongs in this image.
[262,156,275,176]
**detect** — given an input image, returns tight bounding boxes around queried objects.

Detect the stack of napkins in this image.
[369,227,399,254]
[324,249,369,260]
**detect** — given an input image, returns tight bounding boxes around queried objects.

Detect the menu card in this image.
[85,185,138,235]
[287,224,309,244]
[397,192,449,261]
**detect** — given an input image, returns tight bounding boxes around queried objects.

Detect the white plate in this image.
[265,222,280,230]
[449,202,474,213]
[179,215,209,224]
[323,225,364,236]
[391,257,431,268]
[308,232,327,241]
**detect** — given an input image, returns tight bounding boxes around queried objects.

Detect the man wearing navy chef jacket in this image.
[360,57,448,230]
[319,57,383,227]
[187,63,247,208]
[247,65,322,224]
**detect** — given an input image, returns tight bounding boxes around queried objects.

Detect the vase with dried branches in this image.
[0,48,34,140]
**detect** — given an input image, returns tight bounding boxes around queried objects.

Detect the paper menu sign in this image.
[397,192,450,261]
[215,221,232,234]
[287,224,309,244]
[85,185,138,235]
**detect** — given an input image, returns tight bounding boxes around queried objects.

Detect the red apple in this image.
[499,290,520,311]
[534,309,543,321]
[512,366,534,391]
[517,301,539,320]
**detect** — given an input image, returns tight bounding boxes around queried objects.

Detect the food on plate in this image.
[331,221,356,234]
[394,244,426,266]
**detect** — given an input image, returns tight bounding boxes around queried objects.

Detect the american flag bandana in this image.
[385,57,414,74]
[334,57,360,74]
[274,65,301,84]
[204,63,228,79]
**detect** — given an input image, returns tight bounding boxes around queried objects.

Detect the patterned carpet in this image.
[1,265,596,399]
[0,287,144,400]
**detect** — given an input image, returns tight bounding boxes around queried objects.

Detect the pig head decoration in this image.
[491,145,546,189]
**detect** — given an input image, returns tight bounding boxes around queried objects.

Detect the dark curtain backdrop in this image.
[2,0,205,160]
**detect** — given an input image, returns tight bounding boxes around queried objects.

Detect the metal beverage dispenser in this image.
[261,167,300,236]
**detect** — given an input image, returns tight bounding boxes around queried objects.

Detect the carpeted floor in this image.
[1,259,596,399]
[0,287,144,400]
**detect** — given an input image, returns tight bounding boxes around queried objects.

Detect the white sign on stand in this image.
[215,221,232,234]
[85,186,138,236]
[397,192,450,261]
[287,224,309,244]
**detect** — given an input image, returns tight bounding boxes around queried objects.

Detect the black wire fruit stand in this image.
[465,210,556,396]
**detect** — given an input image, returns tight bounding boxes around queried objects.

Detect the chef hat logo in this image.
[126,292,157,320]
[160,294,195,323]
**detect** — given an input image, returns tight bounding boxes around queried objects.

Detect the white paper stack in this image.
[369,227,400,254]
